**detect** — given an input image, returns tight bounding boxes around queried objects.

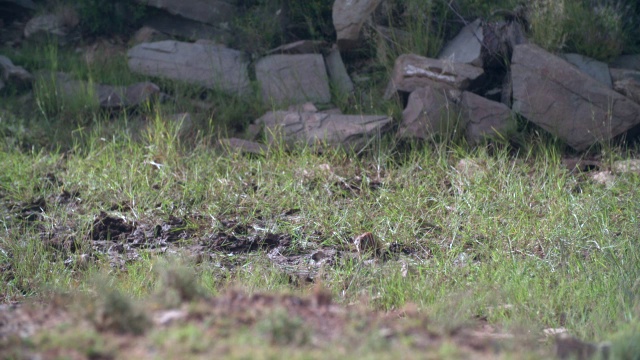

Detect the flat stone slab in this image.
[254,110,392,148]
[512,44,640,151]
[127,40,250,95]
[255,54,331,105]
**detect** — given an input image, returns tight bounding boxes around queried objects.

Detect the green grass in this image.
[2,1,640,356]
[1,117,639,351]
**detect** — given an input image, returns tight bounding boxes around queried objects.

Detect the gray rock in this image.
[136,0,236,27]
[561,53,612,87]
[325,46,354,95]
[511,44,640,151]
[254,110,392,148]
[24,7,78,39]
[460,91,516,145]
[438,19,484,67]
[384,54,484,99]
[255,54,331,105]
[0,55,33,90]
[127,40,250,95]
[397,86,463,140]
[438,19,526,70]
[333,0,383,50]
[610,54,640,71]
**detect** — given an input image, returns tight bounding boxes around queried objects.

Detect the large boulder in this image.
[384,54,484,99]
[255,54,331,105]
[396,87,463,140]
[127,40,250,95]
[254,110,392,148]
[459,91,516,145]
[333,0,382,50]
[511,44,640,151]
[136,0,236,27]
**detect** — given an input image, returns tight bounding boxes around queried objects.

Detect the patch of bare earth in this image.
[0,289,541,359]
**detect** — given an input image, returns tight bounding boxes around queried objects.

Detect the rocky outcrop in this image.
[333,0,382,50]
[255,54,331,105]
[127,40,250,95]
[511,44,640,151]
[384,54,484,99]
[254,110,392,148]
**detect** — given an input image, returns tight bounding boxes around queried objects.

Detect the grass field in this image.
[2,0,640,357]
[1,111,639,358]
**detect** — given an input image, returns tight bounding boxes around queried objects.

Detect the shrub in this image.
[75,0,146,37]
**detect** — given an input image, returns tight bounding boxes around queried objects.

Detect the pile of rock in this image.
[2,0,640,152]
